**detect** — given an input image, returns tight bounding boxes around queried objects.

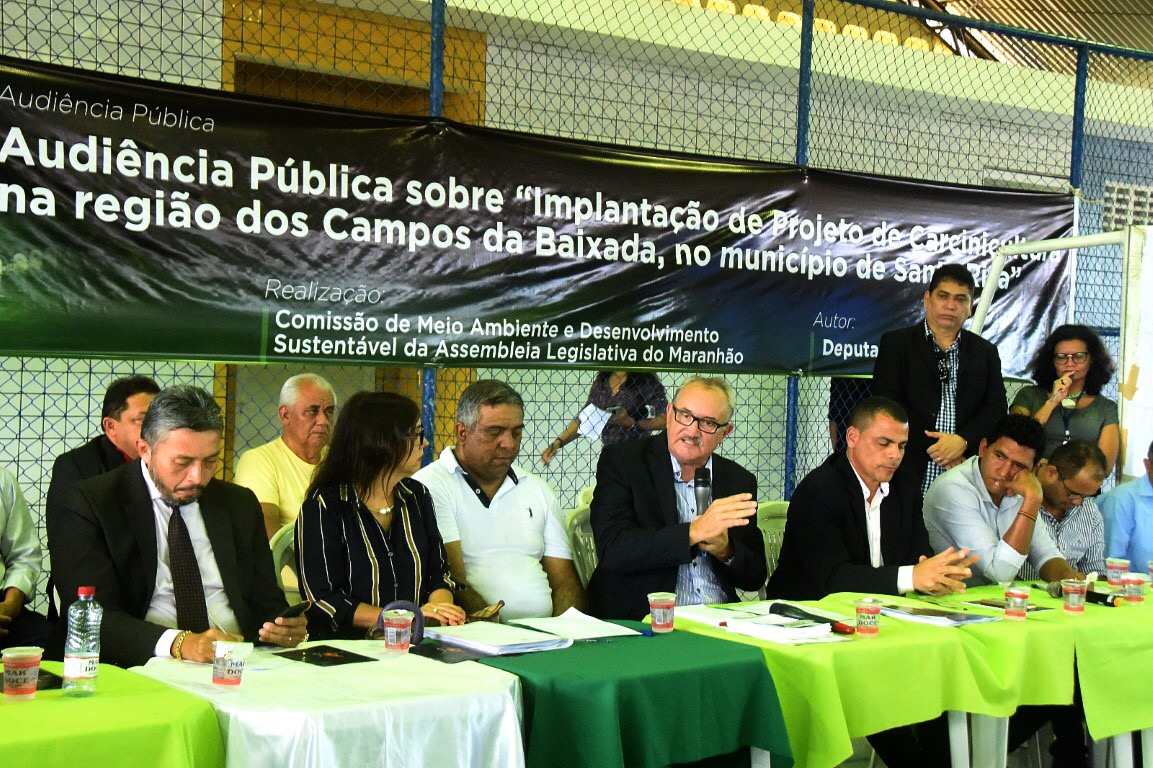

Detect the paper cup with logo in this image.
[212,641,254,686]
[1106,557,1130,586]
[2,646,43,701]
[854,598,882,637]
[1061,579,1089,614]
[1121,572,1149,604]
[647,592,677,633]
[382,609,414,652]
[1004,586,1030,620]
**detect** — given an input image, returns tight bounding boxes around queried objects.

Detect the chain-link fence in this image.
[2,0,1147,610]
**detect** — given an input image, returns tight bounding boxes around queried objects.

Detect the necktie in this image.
[168,503,210,633]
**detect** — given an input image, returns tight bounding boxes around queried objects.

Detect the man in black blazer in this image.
[48,385,306,668]
[872,264,1006,496]
[767,396,975,601]
[46,375,160,513]
[768,396,975,768]
[587,377,766,620]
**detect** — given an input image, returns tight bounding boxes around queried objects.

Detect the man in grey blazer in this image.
[587,376,765,620]
[49,385,306,667]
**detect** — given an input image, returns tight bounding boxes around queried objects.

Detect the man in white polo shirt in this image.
[413,379,585,620]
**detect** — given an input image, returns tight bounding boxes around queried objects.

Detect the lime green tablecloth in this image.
[678,591,1076,768]
[479,620,792,768]
[982,582,1153,739]
[5,661,224,768]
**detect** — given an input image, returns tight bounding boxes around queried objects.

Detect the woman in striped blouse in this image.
[297,391,465,639]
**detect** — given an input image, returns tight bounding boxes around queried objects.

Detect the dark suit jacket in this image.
[766,452,932,601]
[872,323,1006,489]
[46,435,127,513]
[586,434,766,620]
[47,460,287,667]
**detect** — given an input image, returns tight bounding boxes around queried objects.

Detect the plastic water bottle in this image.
[63,585,103,696]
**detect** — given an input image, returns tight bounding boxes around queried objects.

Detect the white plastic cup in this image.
[647,592,676,633]
[2,646,43,701]
[1061,579,1089,614]
[1121,573,1149,604]
[212,641,253,686]
[854,598,882,637]
[1106,557,1131,587]
[382,609,414,652]
[1004,586,1029,620]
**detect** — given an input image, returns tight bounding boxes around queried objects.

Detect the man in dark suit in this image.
[46,375,160,512]
[48,385,306,668]
[768,396,975,768]
[587,376,766,621]
[872,264,1006,496]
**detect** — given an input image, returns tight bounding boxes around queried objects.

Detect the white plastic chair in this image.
[566,506,598,587]
[757,500,789,576]
[269,522,299,598]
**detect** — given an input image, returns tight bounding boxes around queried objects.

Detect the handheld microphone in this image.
[1039,581,1121,607]
[694,467,711,516]
[769,602,855,634]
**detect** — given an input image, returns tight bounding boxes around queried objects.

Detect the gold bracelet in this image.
[1017,511,1038,523]
[172,629,192,660]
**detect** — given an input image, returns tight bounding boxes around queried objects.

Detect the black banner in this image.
[0,57,1073,375]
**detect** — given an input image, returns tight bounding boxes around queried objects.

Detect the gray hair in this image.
[674,376,736,421]
[457,379,524,429]
[279,373,336,408]
[140,385,224,445]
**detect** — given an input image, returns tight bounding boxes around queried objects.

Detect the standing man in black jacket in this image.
[872,264,1007,496]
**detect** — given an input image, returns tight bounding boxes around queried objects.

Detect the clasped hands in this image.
[688,492,757,561]
[925,431,967,470]
[913,547,979,596]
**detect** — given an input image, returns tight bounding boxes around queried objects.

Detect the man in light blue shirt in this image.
[1101,440,1153,570]
[0,467,51,650]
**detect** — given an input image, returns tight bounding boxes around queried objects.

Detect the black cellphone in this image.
[277,601,310,619]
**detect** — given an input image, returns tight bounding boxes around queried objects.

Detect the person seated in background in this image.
[541,370,667,464]
[1034,440,1108,576]
[768,396,975,601]
[0,467,52,650]
[47,375,160,511]
[587,376,765,620]
[297,391,465,638]
[1010,324,1120,475]
[1101,439,1153,570]
[414,380,584,621]
[924,413,1085,586]
[48,385,305,667]
[234,373,336,539]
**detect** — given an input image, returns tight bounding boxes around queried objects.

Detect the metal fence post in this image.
[784,373,800,499]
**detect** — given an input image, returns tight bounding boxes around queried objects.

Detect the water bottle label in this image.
[64,655,99,679]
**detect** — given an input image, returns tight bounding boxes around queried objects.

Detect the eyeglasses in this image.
[407,427,425,442]
[671,406,729,434]
[935,352,950,383]
[1053,352,1089,364]
[1056,469,1099,504]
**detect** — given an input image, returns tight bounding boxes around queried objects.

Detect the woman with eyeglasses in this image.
[296,391,465,639]
[1010,324,1120,474]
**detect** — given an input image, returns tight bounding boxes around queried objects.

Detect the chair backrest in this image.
[842,24,870,41]
[741,3,771,20]
[566,505,598,588]
[577,485,596,506]
[269,522,298,593]
[756,501,789,576]
[873,29,900,46]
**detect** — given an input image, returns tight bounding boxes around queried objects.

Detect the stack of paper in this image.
[879,603,1000,627]
[424,622,574,656]
[722,614,843,645]
[512,608,642,640]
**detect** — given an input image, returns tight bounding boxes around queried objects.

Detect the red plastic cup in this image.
[854,598,882,637]
[647,592,676,633]
[2,646,43,701]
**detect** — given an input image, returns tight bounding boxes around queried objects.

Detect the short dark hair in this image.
[1026,324,1115,396]
[140,386,223,445]
[101,375,160,420]
[1147,440,1153,460]
[1048,439,1107,482]
[849,396,908,432]
[457,380,524,429]
[986,413,1046,460]
[928,264,977,295]
[307,391,420,498]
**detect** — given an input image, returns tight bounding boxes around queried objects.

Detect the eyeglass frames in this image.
[671,406,729,434]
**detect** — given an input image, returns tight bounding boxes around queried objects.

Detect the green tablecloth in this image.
[678,591,1075,768]
[479,620,791,768]
[5,661,224,768]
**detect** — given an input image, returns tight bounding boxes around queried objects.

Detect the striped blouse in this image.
[296,478,456,639]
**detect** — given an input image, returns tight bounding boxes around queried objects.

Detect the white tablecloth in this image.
[133,640,524,768]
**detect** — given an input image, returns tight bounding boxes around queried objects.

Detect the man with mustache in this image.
[873,264,1007,497]
[414,379,585,621]
[48,385,306,667]
[234,373,336,539]
[587,376,766,620]
[768,396,976,601]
